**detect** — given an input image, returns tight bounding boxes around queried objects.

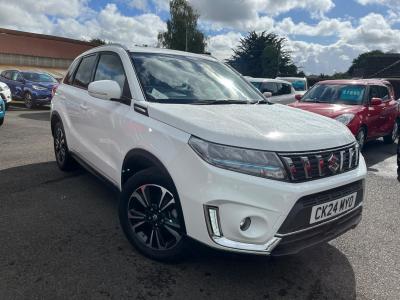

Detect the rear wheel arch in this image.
[50,111,62,137]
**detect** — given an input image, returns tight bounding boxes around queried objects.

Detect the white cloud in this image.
[276,18,352,37]
[0,2,166,47]
[207,31,243,60]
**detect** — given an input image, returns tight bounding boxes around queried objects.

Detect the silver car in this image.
[247,78,296,105]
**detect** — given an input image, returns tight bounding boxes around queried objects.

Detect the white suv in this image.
[51,45,367,261]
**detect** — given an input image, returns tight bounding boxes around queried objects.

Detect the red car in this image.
[290,79,400,150]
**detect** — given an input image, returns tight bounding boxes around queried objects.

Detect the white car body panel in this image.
[51,45,367,255]
[0,82,12,103]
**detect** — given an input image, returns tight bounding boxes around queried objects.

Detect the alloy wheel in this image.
[54,127,66,165]
[127,184,182,250]
[392,122,398,142]
[25,93,32,108]
[357,130,365,150]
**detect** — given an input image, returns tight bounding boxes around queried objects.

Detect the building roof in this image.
[246,77,291,84]
[318,79,387,85]
[0,28,96,60]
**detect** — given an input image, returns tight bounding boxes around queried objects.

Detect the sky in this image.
[0,0,399,75]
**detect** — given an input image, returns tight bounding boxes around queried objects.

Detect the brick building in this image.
[0,28,95,79]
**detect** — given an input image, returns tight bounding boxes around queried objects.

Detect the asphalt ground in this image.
[0,103,399,300]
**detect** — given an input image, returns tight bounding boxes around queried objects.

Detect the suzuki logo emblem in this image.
[328,153,340,173]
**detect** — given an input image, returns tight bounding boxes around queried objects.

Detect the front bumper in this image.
[31,90,52,103]
[169,145,367,255]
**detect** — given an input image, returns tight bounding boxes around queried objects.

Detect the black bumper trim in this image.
[271,206,362,256]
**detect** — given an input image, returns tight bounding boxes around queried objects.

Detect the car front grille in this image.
[278,143,359,182]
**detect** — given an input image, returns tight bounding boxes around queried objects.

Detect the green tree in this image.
[228,31,299,78]
[348,50,384,76]
[158,0,206,53]
[89,38,107,46]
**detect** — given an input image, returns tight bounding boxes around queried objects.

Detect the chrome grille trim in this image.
[279,143,359,182]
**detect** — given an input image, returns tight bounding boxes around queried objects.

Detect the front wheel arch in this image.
[121,149,186,234]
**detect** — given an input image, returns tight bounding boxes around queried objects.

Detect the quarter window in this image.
[64,58,81,85]
[73,54,97,89]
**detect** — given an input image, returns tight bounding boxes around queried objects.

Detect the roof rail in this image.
[106,43,129,50]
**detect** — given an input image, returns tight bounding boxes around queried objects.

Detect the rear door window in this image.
[64,58,81,85]
[73,54,97,89]
[378,86,390,101]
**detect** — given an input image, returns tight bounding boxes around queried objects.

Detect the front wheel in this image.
[24,92,35,109]
[383,121,398,144]
[356,128,366,152]
[119,168,187,262]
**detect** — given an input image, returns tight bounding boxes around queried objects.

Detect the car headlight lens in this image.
[335,113,355,125]
[32,85,47,91]
[189,136,287,180]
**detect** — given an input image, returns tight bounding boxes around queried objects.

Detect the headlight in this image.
[32,85,47,90]
[188,136,287,180]
[335,113,355,125]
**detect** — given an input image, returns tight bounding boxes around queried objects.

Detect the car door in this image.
[260,82,278,102]
[274,82,296,104]
[378,85,398,135]
[9,71,25,98]
[62,54,98,155]
[366,85,386,138]
[81,52,132,182]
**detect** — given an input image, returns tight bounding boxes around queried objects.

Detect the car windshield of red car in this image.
[302,84,365,105]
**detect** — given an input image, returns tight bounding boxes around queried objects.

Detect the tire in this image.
[24,92,36,109]
[356,128,366,152]
[53,121,77,171]
[119,167,187,262]
[0,117,3,126]
[383,121,398,144]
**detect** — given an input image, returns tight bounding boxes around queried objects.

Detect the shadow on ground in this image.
[0,161,356,299]
[362,138,398,169]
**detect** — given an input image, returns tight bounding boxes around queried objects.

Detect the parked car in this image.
[51,45,367,261]
[0,97,5,126]
[290,79,400,151]
[0,70,58,108]
[247,78,296,104]
[0,81,12,110]
[277,77,308,96]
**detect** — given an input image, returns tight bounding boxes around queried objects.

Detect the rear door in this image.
[61,54,98,154]
[367,85,386,137]
[378,85,398,135]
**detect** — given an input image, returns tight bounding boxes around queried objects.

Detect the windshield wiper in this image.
[252,99,272,105]
[193,100,251,105]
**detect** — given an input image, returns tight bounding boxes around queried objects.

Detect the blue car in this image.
[0,70,58,109]
[0,97,5,126]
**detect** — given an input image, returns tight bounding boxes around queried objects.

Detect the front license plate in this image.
[310,192,357,224]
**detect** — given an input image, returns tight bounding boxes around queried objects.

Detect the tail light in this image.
[52,84,59,98]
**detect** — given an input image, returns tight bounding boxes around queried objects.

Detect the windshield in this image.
[130,53,263,104]
[22,72,57,83]
[302,84,366,105]
[281,78,306,91]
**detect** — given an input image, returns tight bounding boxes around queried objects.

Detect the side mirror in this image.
[295,94,302,101]
[88,80,122,101]
[370,97,383,106]
[263,91,272,98]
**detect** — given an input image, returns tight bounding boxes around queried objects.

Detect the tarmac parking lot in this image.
[0,104,399,300]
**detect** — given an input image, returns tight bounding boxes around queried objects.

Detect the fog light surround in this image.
[240,217,251,231]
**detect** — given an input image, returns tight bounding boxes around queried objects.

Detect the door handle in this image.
[80,104,88,111]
